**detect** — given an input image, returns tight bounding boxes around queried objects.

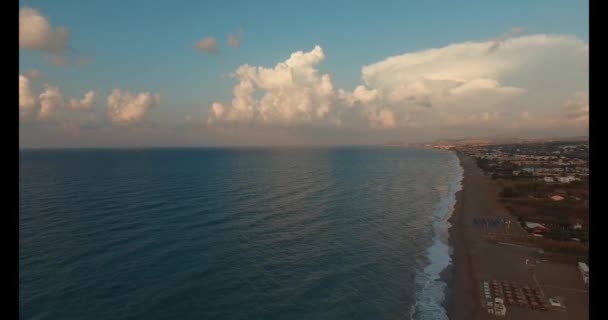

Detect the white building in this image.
[557,176,576,184]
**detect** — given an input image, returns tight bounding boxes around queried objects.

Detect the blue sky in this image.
[19,0,588,147]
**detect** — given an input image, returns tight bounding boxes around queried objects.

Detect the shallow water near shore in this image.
[20,147,463,320]
[409,152,463,320]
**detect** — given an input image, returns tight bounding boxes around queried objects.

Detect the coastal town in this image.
[456,142,588,183]
[420,137,588,319]
[454,140,589,243]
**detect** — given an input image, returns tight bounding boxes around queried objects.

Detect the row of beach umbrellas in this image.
[473,217,510,226]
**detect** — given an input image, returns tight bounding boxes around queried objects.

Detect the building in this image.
[544,177,555,183]
[550,195,565,201]
[525,222,549,234]
[557,176,576,184]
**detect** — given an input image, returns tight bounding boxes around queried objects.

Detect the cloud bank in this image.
[19,74,99,120]
[208,33,588,133]
[19,75,159,128]
[20,31,588,146]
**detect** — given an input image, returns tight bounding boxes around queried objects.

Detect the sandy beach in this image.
[445,152,588,320]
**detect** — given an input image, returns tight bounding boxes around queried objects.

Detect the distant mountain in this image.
[394,135,588,147]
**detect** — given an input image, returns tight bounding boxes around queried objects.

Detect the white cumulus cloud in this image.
[368,109,396,129]
[207,34,587,133]
[19,7,88,66]
[19,75,36,116]
[20,7,70,56]
[68,91,97,110]
[20,74,98,121]
[107,89,159,124]
[38,84,64,119]
[208,45,340,126]
[338,85,379,106]
[358,33,587,128]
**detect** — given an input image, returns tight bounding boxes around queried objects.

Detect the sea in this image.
[19,147,463,320]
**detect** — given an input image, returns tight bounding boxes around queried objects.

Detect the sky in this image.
[19,0,589,147]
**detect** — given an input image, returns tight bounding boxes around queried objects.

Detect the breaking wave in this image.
[409,152,463,320]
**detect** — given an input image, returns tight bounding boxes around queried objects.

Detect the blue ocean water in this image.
[19,147,462,320]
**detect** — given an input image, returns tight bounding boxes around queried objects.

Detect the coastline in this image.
[444,150,476,320]
[410,150,464,320]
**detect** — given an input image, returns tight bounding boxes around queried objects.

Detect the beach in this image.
[444,153,475,320]
[445,152,588,320]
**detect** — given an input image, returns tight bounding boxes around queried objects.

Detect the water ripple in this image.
[20,147,460,320]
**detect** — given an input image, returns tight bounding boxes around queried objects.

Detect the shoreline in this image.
[409,150,463,320]
[443,151,475,320]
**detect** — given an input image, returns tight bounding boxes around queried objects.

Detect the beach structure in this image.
[550,194,565,201]
[494,297,507,316]
[483,280,549,313]
[548,297,564,308]
[578,262,589,287]
[473,216,508,228]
